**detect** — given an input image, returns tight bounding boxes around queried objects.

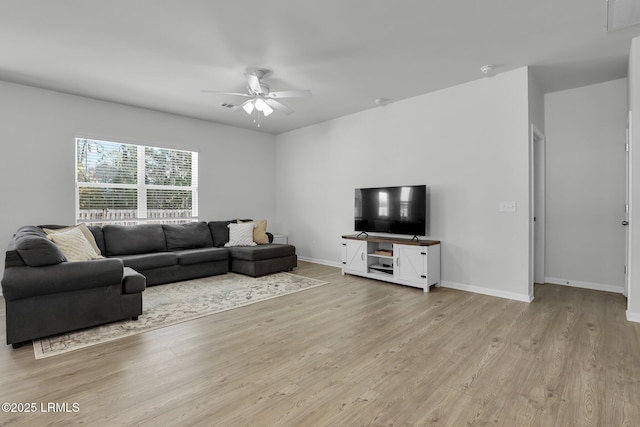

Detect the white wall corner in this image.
[626,310,640,322]
[440,281,533,303]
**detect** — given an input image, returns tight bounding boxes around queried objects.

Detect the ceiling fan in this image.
[201,69,311,118]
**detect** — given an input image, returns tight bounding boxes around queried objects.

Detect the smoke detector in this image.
[480,64,495,74]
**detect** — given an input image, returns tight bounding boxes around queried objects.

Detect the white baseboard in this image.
[440,280,533,303]
[627,310,640,323]
[299,258,533,303]
[545,277,624,294]
[297,256,342,269]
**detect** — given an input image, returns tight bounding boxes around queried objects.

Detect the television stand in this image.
[341,234,441,292]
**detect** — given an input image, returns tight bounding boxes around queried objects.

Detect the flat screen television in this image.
[355,185,428,236]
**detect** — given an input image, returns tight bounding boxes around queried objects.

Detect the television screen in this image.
[355,185,428,236]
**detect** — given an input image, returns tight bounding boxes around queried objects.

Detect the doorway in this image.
[530,125,546,298]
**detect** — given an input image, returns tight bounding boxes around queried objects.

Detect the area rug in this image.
[32,272,328,359]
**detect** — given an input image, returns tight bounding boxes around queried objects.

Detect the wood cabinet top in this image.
[342,234,440,246]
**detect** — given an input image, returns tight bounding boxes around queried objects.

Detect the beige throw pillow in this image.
[238,219,269,245]
[48,227,103,262]
[44,223,102,256]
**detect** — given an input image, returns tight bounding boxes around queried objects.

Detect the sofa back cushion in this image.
[163,222,213,250]
[103,224,167,256]
[15,234,67,267]
[88,225,106,255]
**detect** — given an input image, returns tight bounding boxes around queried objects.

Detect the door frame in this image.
[625,111,632,298]
[529,124,546,298]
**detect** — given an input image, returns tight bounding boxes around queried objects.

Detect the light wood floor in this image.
[1,261,639,426]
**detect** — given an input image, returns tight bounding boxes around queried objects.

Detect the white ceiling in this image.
[1,0,640,134]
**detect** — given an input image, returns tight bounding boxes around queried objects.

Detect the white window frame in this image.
[75,137,199,225]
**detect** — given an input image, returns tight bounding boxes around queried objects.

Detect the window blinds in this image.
[75,138,198,225]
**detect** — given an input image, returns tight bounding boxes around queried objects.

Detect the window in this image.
[75,138,198,225]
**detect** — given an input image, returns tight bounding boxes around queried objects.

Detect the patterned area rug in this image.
[32,272,327,359]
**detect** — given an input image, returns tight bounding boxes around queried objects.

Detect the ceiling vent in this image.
[221,103,235,109]
[607,0,640,31]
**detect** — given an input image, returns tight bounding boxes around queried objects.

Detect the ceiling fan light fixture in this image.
[254,98,267,111]
[203,68,311,121]
[242,101,255,114]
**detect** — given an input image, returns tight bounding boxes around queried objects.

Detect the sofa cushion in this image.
[1,258,124,300]
[17,225,49,237]
[15,235,67,267]
[163,222,213,250]
[115,252,177,271]
[208,220,234,247]
[122,267,146,294]
[174,248,229,265]
[227,244,296,262]
[88,225,106,255]
[103,224,167,256]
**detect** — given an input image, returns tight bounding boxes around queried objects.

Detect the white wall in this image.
[629,37,640,321]
[0,81,276,279]
[276,67,532,301]
[544,79,627,293]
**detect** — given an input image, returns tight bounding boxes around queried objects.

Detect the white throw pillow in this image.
[225,222,257,247]
[48,227,103,262]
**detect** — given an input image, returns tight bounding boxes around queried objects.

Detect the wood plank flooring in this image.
[0,261,639,426]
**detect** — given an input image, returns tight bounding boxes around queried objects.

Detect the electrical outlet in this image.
[499,202,517,212]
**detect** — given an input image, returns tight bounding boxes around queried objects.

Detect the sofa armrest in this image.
[1,258,124,301]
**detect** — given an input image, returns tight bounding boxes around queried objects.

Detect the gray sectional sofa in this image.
[1,220,297,347]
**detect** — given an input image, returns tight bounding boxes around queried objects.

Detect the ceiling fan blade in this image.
[266,89,312,99]
[246,74,262,94]
[201,90,252,97]
[265,99,294,115]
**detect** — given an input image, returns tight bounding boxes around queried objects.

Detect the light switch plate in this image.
[499,201,517,212]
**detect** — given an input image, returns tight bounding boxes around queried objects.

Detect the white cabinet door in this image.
[342,239,366,273]
[393,244,426,286]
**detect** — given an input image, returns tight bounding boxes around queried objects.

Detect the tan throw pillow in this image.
[44,223,102,256]
[48,227,103,262]
[238,219,269,245]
